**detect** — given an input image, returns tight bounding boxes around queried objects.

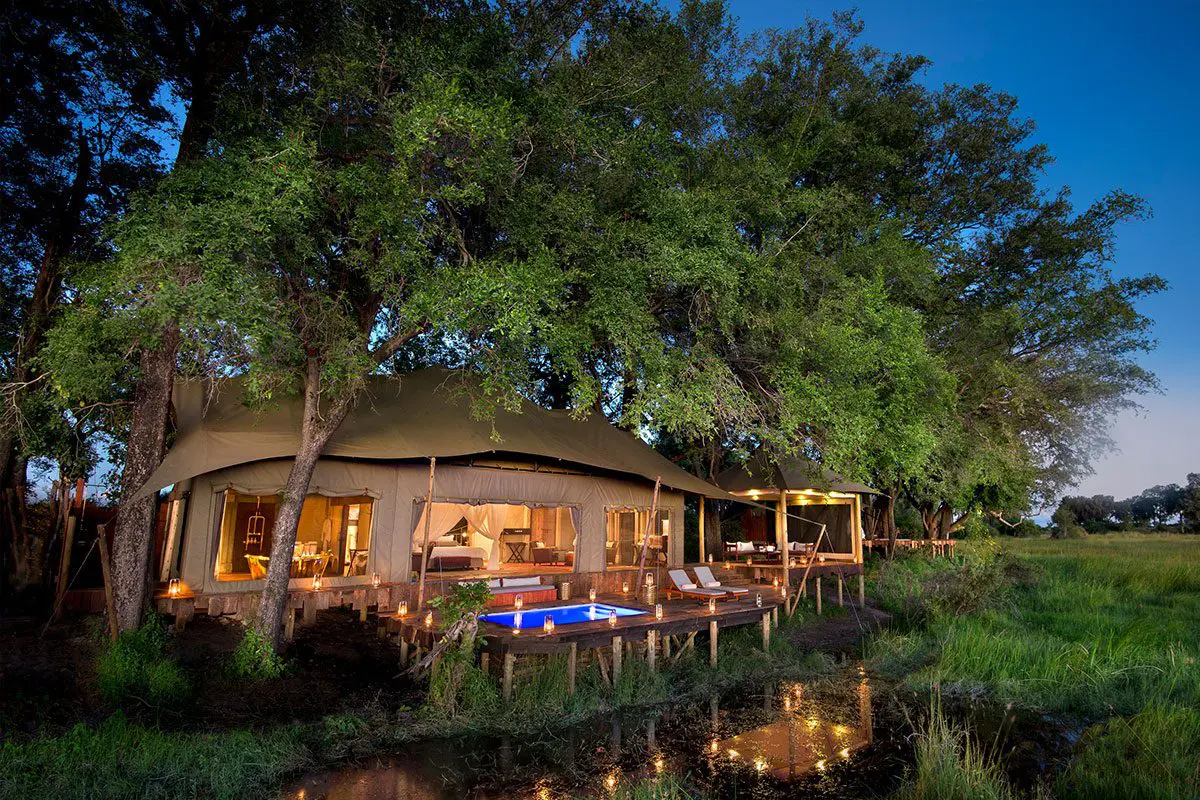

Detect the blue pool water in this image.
[480,603,646,629]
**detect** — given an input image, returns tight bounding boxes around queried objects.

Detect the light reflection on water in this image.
[287,669,898,799]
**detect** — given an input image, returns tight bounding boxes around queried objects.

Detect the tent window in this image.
[605,508,672,569]
[412,501,577,572]
[214,491,374,581]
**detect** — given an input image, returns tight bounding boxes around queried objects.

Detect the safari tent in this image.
[144,369,735,599]
[716,453,879,566]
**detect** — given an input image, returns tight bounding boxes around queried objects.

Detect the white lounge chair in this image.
[666,569,729,602]
[693,565,749,598]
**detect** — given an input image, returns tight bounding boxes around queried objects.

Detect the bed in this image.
[411,544,488,572]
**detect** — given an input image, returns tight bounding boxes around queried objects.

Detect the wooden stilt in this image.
[502,652,515,703]
[302,596,317,626]
[837,573,844,607]
[801,578,808,598]
[399,638,410,666]
[709,620,718,667]
[567,643,577,696]
[858,572,866,605]
[663,634,672,660]
[480,651,490,675]
[612,636,623,684]
[96,526,118,642]
[815,577,822,615]
[647,630,657,672]
[359,604,368,623]
[771,606,779,627]
[283,606,296,642]
[762,613,771,652]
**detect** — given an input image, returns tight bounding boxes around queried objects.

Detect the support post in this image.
[663,634,672,660]
[647,630,657,672]
[698,496,706,564]
[399,638,409,666]
[762,612,771,652]
[858,572,866,605]
[708,620,718,667]
[567,643,577,696]
[634,477,662,591]
[772,606,779,627]
[612,636,623,684]
[480,651,489,675]
[303,595,316,626]
[776,490,788,562]
[815,576,822,615]
[96,524,118,642]
[837,572,844,607]
[502,652,515,703]
[416,457,437,610]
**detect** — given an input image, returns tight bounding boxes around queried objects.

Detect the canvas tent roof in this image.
[716,451,879,496]
[140,369,736,500]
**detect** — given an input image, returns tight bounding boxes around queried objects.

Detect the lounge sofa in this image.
[461,575,559,607]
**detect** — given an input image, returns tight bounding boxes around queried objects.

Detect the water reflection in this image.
[713,677,873,781]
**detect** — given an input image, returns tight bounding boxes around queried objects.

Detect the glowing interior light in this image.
[398,600,408,617]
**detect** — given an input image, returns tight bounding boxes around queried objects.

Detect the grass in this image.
[869,534,1200,800]
[95,617,191,711]
[892,697,1017,800]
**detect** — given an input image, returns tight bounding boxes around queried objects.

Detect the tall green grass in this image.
[891,699,1017,800]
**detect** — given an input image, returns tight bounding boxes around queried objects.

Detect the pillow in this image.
[435,535,457,546]
[488,579,502,589]
[735,542,755,553]
[702,581,721,589]
[502,576,542,588]
[764,545,776,552]
[680,582,697,590]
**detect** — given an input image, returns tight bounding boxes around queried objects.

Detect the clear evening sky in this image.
[707,0,1200,503]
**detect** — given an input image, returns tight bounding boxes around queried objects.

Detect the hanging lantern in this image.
[655,603,663,620]
[514,594,524,610]
[608,609,618,627]
[424,610,434,629]
[588,587,597,603]
[398,600,409,617]
[311,574,323,591]
[543,615,555,634]
[167,578,181,598]
[371,572,381,589]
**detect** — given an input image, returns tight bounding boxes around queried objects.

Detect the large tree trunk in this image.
[253,361,352,649]
[110,325,180,631]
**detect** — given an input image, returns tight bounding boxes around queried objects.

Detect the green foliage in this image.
[0,713,309,800]
[1056,705,1200,800]
[95,617,189,710]
[891,698,1017,800]
[228,627,288,681]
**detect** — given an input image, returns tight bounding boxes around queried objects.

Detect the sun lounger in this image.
[666,569,730,602]
[693,566,749,598]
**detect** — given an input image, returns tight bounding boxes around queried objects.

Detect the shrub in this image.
[228,627,287,680]
[96,617,190,710]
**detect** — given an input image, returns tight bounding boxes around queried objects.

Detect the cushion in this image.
[735,542,755,553]
[680,582,697,590]
[501,576,542,588]
[435,535,456,546]
[488,579,502,589]
[702,581,721,589]
[764,545,776,552]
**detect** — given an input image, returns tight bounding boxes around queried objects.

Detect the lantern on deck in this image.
[371,572,381,589]
[755,593,762,608]
[589,587,597,603]
[311,574,323,591]
[621,580,630,595]
[655,603,663,620]
[398,600,409,617]
[424,610,434,629]
[167,578,181,598]
[543,615,555,634]
[514,594,524,610]
[708,598,717,614]
[608,609,618,627]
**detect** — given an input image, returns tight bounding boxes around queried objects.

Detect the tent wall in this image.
[177,459,684,595]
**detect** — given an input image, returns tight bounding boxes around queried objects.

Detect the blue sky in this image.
[714,0,1200,502]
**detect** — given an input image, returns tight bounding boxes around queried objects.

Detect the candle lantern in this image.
[755,593,762,608]
[543,615,555,634]
[424,610,434,629]
[707,554,714,563]
[655,603,663,620]
[621,580,630,595]
[608,609,618,627]
[167,578,181,598]
[773,577,780,589]
[708,598,717,614]
[371,572,381,589]
[311,574,322,591]
[514,594,524,610]
[589,587,597,603]
[645,573,654,586]
[398,600,409,617]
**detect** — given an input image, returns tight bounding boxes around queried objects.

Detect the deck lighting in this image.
[311,574,322,591]
[773,577,779,589]
[816,759,826,772]
[514,594,524,610]
[514,611,523,631]
[543,615,555,635]
[818,555,826,563]
[708,598,717,614]
[621,580,629,595]
[371,572,381,589]
[707,554,714,563]
[645,573,654,585]
[655,603,663,620]
[589,587,597,602]
[424,610,433,629]
[608,609,618,627]
[755,593,762,608]
[167,578,181,598]
[710,738,719,754]
[840,747,851,760]
[398,600,409,617]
